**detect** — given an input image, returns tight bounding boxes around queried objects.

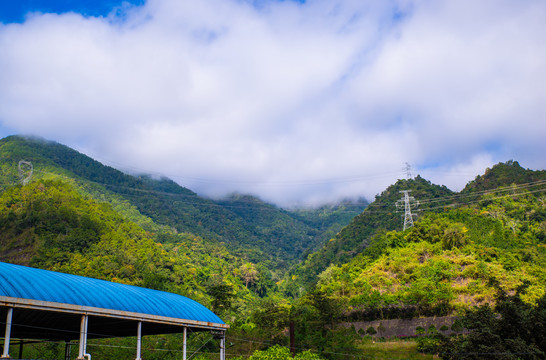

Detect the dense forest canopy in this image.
[0,135,365,273]
[315,192,546,320]
[0,135,545,359]
[284,176,456,293]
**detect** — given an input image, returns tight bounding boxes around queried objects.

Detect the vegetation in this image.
[1,134,545,359]
[0,180,258,308]
[437,289,546,359]
[0,135,358,272]
[285,176,456,293]
[313,189,546,320]
[232,345,324,360]
[359,339,435,360]
[462,160,546,194]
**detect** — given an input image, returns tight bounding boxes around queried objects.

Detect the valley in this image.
[0,135,545,359]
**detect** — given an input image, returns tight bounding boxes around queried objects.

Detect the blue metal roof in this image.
[0,262,224,326]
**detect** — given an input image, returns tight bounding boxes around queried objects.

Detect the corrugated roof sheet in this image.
[0,262,224,326]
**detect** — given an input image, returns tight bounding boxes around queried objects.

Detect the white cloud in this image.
[418,153,496,193]
[0,0,545,206]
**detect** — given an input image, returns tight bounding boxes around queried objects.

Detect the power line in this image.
[92,156,405,186]
[10,168,373,212]
[416,188,546,212]
[3,167,545,215]
[416,179,546,206]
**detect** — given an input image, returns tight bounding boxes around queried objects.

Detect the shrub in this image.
[242,345,326,360]
[416,336,443,354]
[450,318,464,332]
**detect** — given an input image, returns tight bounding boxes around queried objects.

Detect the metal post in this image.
[78,315,88,360]
[136,322,142,360]
[183,327,187,360]
[219,332,225,360]
[1,308,13,358]
[18,340,24,359]
[65,342,72,360]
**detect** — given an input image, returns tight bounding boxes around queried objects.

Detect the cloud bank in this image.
[0,0,545,206]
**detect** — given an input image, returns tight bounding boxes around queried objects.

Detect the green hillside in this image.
[286,176,455,292]
[312,164,546,321]
[290,198,369,252]
[0,135,358,271]
[0,179,258,316]
[0,178,340,358]
[2,135,545,359]
[216,194,317,260]
[462,160,546,193]
[0,135,370,358]
[217,194,368,261]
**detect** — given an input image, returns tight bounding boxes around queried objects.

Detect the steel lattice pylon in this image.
[396,190,419,230]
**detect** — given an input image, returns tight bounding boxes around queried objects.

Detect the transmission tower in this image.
[18,160,33,185]
[403,162,412,179]
[396,190,419,230]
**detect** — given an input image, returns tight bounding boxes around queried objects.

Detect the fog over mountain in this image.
[1,0,545,206]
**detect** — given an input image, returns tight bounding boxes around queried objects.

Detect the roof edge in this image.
[0,296,229,331]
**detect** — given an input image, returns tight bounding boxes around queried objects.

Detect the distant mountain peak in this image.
[463,160,546,193]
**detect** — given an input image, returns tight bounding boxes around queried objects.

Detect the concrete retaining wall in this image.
[340,316,461,338]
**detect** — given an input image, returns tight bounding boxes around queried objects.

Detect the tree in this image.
[251,297,291,342]
[437,292,546,359]
[231,345,325,360]
[207,283,234,315]
[308,289,343,328]
[239,262,259,288]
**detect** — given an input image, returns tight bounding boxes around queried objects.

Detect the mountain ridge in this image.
[284,161,546,293]
[1,136,545,358]
[0,135,366,271]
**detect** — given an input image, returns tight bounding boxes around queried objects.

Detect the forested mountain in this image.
[285,176,455,292]
[0,179,261,323]
[0,135,370,357]
[290,198,369,252]
[1,134,545,359]
[0,135,359,271]
[315,190,546,320]
[462,160,546,193]
[296,161,546,316]
[217,194,369,260]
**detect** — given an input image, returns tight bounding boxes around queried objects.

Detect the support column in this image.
[18,340,24,359]
[219,331,225,360]
[77,315,89,360]
[135,322,142,360]
[1,307,13,359]
[65,342,72,360]
[182,327,187,360]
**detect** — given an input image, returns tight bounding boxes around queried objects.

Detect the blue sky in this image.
[0,0,545,206]
[0,1,145,23]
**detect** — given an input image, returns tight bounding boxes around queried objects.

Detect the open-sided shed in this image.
[0,261,228,359]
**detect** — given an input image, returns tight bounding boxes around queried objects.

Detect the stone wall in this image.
[340,316,462,338]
